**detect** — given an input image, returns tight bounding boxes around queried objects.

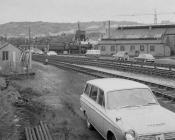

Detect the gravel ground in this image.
[77,65,175,87]
[13,61,103,140]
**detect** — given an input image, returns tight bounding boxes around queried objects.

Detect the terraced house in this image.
[97,24,175,56]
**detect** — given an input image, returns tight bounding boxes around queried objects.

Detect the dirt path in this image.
[13,61,103,140]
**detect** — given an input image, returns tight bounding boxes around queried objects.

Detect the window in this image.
[89,86,98,101]
[130,45,135,51]
[107,88,157,109]
[120,46,125,51]
[101,46,106,51]
[116,46,118,52]
[110,46,115,52]
[150,45,155,52]
[140,45,144,51]
[84,84,91,96]
[97,89,105,107]
[2,51,8,61]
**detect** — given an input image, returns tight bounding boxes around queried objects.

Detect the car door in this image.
[88,85,98,127]
[81,83,92,114]
[94,88,106,137]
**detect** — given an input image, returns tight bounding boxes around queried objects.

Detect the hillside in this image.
[0,21,141,38]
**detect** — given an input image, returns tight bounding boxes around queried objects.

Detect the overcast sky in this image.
[0,0,175,24]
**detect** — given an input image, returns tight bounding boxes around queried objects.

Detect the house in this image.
[0,42,22,73]
[96,24,175,56]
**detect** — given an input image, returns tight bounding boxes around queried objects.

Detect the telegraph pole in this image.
[77,21,80,30]
[108,20,111,38]
[154,9,158,24]
[28,27,32,73]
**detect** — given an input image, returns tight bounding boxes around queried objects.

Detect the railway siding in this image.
[33,56,175,104]
[47,55,175,79]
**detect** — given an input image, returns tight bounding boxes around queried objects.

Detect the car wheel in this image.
[85,114,93,130]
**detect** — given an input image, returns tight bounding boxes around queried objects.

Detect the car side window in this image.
[89,85,98,101]
[97,89,105,107]
[84,84,91,96]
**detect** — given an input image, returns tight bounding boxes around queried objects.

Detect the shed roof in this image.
[87,78,148,93]
[0,42,9,50]
[111,28,166,39]
[105,24,175,40]
[117,24,175,30]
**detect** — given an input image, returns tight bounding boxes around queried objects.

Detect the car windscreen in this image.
[107,88,157,109]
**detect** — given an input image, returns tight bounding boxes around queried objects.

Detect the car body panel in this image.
[81,93,124,139]
[108,105,175,135]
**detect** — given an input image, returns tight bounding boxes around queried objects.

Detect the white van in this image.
[85,50,101,58]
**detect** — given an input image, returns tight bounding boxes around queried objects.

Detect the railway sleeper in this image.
[25,121,53,140]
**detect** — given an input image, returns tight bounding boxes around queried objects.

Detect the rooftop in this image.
[101,24,175,40]
[117,24,175,30]
[87,78,148,92]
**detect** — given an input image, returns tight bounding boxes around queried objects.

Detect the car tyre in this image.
[85,114,93,130]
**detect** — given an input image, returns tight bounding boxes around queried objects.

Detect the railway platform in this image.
[76,65,175,88]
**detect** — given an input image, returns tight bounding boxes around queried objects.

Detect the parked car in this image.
[47,51,57,56]
[80,78,175,140]
[32,48,43,55]
[113,51,129,61]
[63,51,68,55]
[135,53,155,62]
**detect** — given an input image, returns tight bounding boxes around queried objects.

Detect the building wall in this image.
[98,42,171,56]
[164,35,175,54]
[0,44,21,73]
[104,24,175,55]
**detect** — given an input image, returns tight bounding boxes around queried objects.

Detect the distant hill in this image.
[0,21,142,38]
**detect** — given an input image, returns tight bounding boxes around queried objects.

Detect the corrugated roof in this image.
[106,24,175,40]
[112,28,166,39]
[117,24,175,30]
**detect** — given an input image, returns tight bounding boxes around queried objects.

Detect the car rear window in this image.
[89,85,98,101]
[97,89,105,107]
[84,84,91,96]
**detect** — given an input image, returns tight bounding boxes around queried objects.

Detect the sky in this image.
[0,0,175,24]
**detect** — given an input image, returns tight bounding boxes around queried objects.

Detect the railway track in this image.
[33,56,175,105]
[37,55,175,79]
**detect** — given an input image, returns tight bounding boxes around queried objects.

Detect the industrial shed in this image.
[0,42,22,73]
[97,24,175,56]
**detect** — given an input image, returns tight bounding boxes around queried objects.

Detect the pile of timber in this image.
[25,121,53,140]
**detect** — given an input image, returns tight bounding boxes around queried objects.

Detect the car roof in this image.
[87,78,149,92]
